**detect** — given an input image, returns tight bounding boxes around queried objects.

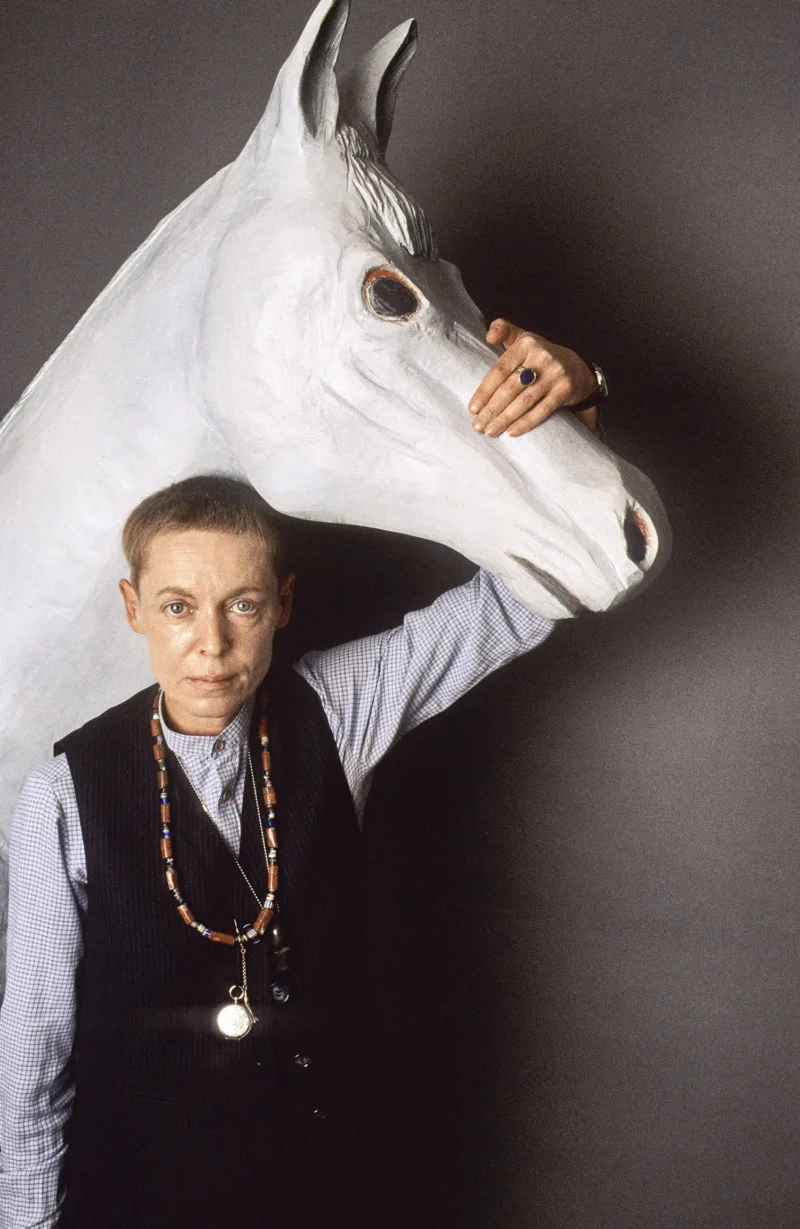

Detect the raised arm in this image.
[0,759,86,1229]
[294,569,554,817]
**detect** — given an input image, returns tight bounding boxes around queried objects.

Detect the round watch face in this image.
[217,1002,253,1039]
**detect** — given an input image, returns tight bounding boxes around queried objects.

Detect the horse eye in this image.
[363,269,421,321]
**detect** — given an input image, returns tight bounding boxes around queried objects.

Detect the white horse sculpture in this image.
[0,0,670,912]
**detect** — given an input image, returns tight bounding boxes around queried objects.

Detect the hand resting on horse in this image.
[468,318,600,436]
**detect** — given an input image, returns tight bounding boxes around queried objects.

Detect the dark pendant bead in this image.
[269,920,291,974]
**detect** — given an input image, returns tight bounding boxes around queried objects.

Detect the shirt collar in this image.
[158,689,256,760]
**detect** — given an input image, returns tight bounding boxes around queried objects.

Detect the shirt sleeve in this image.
[0,756,87,1229]
[294,568,555,816]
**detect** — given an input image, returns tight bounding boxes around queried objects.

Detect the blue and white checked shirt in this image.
[0,569,553,1228]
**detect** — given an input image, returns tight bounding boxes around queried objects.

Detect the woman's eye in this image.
[363,268,421,321]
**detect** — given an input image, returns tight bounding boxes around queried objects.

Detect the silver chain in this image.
[174,745,271,911]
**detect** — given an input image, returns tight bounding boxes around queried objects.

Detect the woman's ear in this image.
[276,573,296,629]
[119,578,143,633]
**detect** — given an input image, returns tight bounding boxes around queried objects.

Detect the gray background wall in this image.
[3,1,799,1225]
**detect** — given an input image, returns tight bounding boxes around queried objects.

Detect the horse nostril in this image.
[624,507,649,566]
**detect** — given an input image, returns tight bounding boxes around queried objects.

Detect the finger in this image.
[474,369,559,436]
[476,351,576,431]
[481,373,561,437]
[468,336,537,414]
[507,385,573,436]
[485,318,513,346]
[486,318,526,350]
[472,339,563,430]
[472,360,558,432]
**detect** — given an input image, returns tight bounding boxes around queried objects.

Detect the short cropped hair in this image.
[122,474,290,591]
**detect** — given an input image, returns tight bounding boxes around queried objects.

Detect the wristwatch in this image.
[570,363,608,414]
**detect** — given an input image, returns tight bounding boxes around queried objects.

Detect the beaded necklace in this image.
[150,688,278,1038]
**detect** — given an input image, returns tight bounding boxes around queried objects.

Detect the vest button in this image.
[293,1054,312,1068]
[271,983,290,1004]
[311,1108,327,1120]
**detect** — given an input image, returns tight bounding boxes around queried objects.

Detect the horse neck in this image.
[0,167,240,584]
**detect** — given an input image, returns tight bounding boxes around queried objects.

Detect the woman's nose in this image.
[196,612,230,655]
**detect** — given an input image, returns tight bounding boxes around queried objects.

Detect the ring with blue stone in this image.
[518,367,538,387]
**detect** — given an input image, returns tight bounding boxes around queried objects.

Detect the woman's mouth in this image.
[188,674,237,690]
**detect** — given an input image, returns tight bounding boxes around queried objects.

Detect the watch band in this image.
[570,363,608,414]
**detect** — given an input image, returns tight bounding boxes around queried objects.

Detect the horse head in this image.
[197,0,670,619]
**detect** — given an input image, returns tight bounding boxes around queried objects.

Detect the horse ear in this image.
[339,19,418,158]
[262,0,349,148]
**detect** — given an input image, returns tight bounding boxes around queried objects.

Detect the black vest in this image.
[55,668,367,1229]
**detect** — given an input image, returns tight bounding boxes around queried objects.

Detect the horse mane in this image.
[337,123,438,261]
